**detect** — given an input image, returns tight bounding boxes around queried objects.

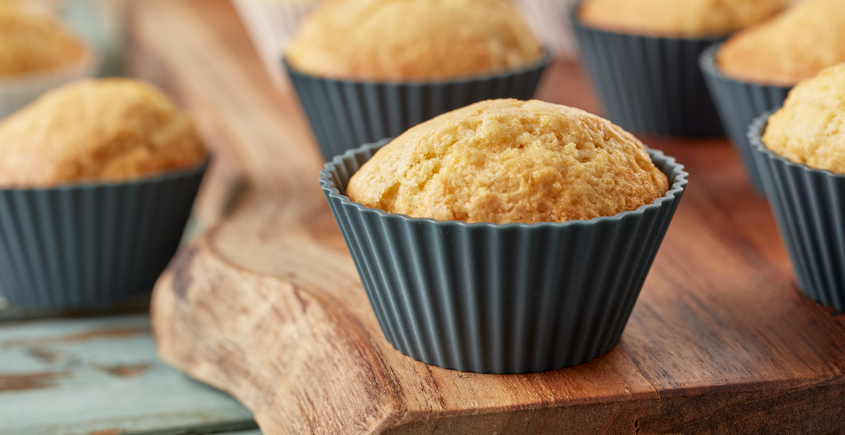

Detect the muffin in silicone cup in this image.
[702,0,845,193]
[748,64,845,313]
[284,0,551,161]
[513,0,580,58]
[232,0,326,88]
[0,2,98,119]
[571,0,789,137]
[0,79,208,309]
[320,99,688,373]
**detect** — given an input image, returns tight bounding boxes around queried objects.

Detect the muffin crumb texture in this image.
[346,99,669,224]
[286,0,543,81]
[0,2,86,77]
[717,0,845,86]
[763,63,845,173]
[0,78,207,187]
[579,0,788,37]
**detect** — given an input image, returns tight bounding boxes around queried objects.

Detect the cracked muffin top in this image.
[0,2,87,77]
[285,0,543,81]
[578,0,788,37]
[717,0,845,86]
[0,78,207,187]
[346,99,669,224]
[762,63,845,173]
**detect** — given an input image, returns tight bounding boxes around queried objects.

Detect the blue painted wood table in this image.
[0,307,260,435]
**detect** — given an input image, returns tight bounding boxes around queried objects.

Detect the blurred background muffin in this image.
[579,0,787,37]
[717,0,845,86]
[702,0,843,193]
[322,98,687,373]
[0,78,206,187]
[233,0,330,88]
[749,63,845,313]
[285,0,550,160]
[286,0,544,81]
[573,0,789,137]
[0,1,84,76]
[0,0,97,118]
[0,78,207,309]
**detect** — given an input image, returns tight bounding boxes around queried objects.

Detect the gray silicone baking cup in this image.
[701,45,792,193]
[571,7,725,137]
[285,53,551,161]
[749,113,845,313]
[320,139,688,373]
[0,162,207,309]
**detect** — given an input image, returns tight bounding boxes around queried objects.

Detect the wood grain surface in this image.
[132,0,845,433]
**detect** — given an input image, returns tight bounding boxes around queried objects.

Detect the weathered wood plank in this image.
[0,315,257,435]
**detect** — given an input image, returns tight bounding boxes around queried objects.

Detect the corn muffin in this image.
[346,99,669,224]
[578,0,788,37]
[0,78,207,187]
[0,2,86,77]
[285,0,544,81]
[762,63,845,173]
[717,0,845,86]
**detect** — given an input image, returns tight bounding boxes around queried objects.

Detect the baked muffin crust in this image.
[717,0,845,86]
[578,0,787,37]
[0,78,207,187]
[286,0,543,81]
[347,99,669,224]
[0,3,86,77]
[762,63,845,173]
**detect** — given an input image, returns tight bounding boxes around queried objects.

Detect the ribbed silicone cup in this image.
[320,140,688,373]
[700,45,792,193]
[571,7,725,137]
[0,162,207,309]
[286,54,551,161]
[749,113,845,313]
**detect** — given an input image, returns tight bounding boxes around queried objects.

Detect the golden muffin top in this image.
[717,0,845,86]
[0,79,207,188]
[0,3,87,77]
[285,0,544,81]
[762,63,845,173]
[346,99,669,224]
[578,0,788,37]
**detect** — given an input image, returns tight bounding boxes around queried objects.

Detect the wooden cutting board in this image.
[130,0,845,433]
